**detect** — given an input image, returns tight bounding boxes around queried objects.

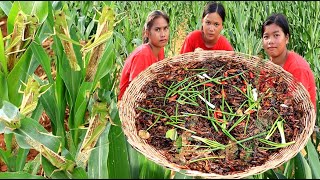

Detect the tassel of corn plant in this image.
[54,5,81,71]
[83,6,115,82]
[76,99,109,168]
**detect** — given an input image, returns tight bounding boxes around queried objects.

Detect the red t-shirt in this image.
[283,51,317,109]
[118,44,165,100]
[180,30,233,54]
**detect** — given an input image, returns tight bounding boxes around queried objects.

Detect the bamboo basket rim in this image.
[118,50,316,179]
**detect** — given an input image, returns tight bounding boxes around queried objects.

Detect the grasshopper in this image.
[82,6,115,82]
[5,11,28,72]
[5,12,40,72]
[75,99,109,168]
[21,14,40,50]
[19,75,51,117]
[54,6,81,71]
[25,136,75,176]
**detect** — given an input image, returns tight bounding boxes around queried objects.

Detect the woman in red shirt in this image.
[118,10,170,100]
[180,1,233,54]
[261,13,316,109]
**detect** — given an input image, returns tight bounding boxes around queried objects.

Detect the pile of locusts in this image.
[135,57,304,175]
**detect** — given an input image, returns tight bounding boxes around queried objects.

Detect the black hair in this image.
[202,1,226,22]
[143,10,170,43]
[261,13,290,38]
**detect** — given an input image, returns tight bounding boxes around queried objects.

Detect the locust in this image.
[19,75,51,117]
[25,136,75,176]
[75,98,109,168]
[5,11,27,71]
[21,14,40,50]
[82,5,115,82]
[5,12,40,72]
[54,5,81,71]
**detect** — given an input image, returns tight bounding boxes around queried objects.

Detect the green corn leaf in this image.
[6,2,20,35]
[88,123,111,178]
[73,82,92,136]
[23,154,41,175]
[127,145,140,179]
[283,159,295,178]
[0,100,21,127]
[294,152,312,179]
[0,1,12,16]
[262,169,287,179]
[305,139,320,179]
[12,2,48,24]
[0,73,9,102]
[138,154,170,179]
[107,112,131,178]
[173,171,193,179]
[0,29,7,75]
[0,172,45,179]
[71,167,88,179]
[30,39,53,83]
[93,39,115,87]
[15,147,29,171]
[41,156,70,179]
[7,48,32,106]
[13,117,61,152]
[0,148,10,167]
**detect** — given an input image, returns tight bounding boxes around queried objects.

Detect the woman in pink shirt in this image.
[119,10,170,100]
[261,13,316,109]
[180,1,233,54]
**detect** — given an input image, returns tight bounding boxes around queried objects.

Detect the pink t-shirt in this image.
[180,30,233,54]
[119,44,164,100]
[283,51,317,109]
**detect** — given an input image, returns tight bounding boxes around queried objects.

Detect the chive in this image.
[265,116,281,140]
[165,122,197,134]
[189,156,225,164]
[277,120,286,144]
[146,115,160,131]
[258,138,295,149]
[191,135,226,149]
[228,114,249,132]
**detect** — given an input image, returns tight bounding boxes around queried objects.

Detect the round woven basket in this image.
[118,50,316,179]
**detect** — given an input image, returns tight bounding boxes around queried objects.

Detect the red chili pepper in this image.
[220,81,228,85]
[168,94,178,102]
[204,83,214,87]
[249,72,254,79]
[214,111,223,119]
[221,89,226,98]
[243,80,247,86]
[224,72,228,77]
[260,70,266,75]
[265,77,275,87]
[241,86,246,93]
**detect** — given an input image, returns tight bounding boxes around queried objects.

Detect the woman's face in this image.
[202,12,223,43]
[262,23,289,58]
[147,17,169,48]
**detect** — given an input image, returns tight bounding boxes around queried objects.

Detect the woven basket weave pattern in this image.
[119,50,315,179]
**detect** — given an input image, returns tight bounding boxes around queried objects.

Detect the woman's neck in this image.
[271,50,289,67]
[148,43,161,59]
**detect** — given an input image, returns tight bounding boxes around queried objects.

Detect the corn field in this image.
[0,1,319,179]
